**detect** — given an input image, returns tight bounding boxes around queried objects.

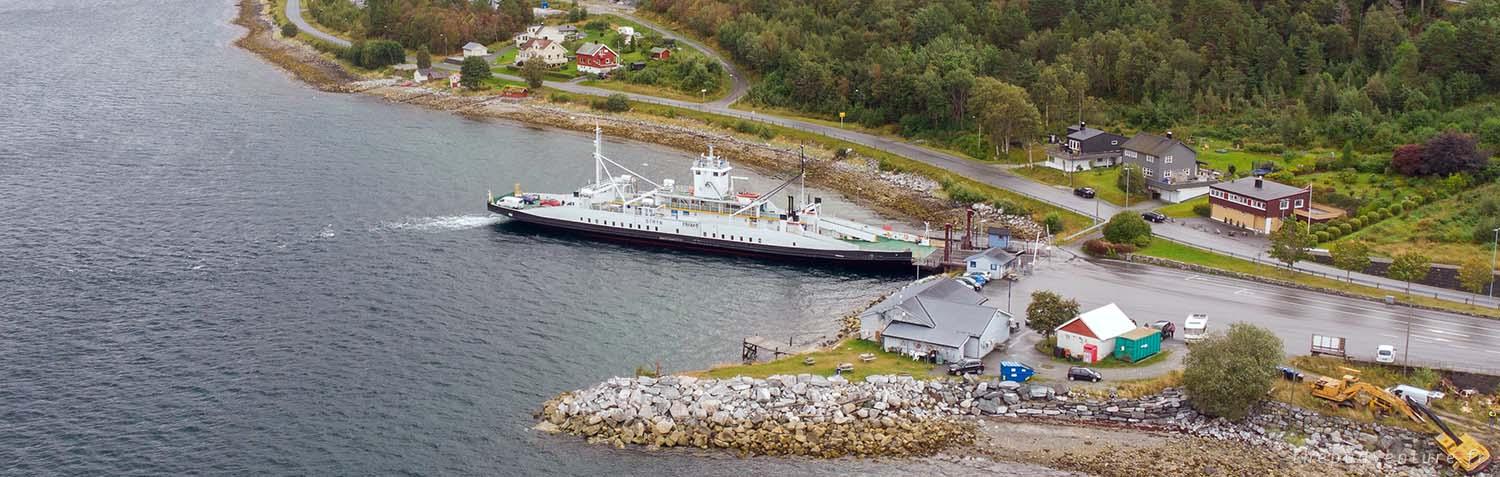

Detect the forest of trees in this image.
[307,0,531,53]
[643,0,1500,150]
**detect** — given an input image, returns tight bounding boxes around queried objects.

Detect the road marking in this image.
[1234,289,1255,296]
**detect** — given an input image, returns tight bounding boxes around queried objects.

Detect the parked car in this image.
[954,277,981,291]
[1276,366,1305,382]
[948,359,984,376]
[1141,211,1167,223]
[1150,320,1176,339]
[1073,187,1096,198]
[964,273,989,286]
[1376,344,1396,363]
[1066,366,1102,382]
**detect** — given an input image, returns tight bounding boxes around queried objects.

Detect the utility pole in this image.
[1404,302,1412,374]
[1123,164,1131,209]
[1490,227,1498,299]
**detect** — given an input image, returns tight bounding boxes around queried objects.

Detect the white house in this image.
[515,38,569,67]
[462,42,489,58]
[859,277,1012,364]
[615,25,637,44]
[1053,303,1136,363]
[515,25,566,47]
[965,248,1017,279]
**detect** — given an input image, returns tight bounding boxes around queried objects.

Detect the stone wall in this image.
[538,374,1474,476]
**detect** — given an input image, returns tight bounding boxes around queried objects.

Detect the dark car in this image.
[1150,320,1176,339]
[1067,366,1102,382]
[1141,211,1167,223]
[1073,187,1096,199]
[1276,366,1305,382]
[948,359,984,376]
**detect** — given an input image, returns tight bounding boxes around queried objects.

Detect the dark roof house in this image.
[1121,131,1216,203]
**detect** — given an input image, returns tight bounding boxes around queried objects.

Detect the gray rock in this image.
[669,402,688,419]
[977,399,1000,415]
[1002,392,1021,405]
[996,381,1021,390]
[866,375,890,385]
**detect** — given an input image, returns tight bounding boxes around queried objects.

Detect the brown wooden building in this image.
[1208,176,1311,234]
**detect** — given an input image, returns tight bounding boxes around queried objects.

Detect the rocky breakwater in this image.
[1182,401,1478,477]
[537,374,982,457]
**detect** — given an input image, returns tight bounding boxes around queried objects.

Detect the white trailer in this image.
[1182,314,1209,343]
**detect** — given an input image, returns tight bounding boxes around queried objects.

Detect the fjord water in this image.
[0,2,1083,475]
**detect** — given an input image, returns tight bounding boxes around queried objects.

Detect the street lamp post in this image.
[1490,227,1498,299]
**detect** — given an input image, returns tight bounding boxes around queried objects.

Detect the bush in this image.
[988,199,1031,217]
[1315,231,1330,243]
[604,93,630,112]
[1082,239,1137,258]
[1347,218,1363,229]
[941,179,988,204]
[459,55,491,90]
[1043,212,1064,234]
[1338,223,1354,235]
[281,21,299,38]
[1103,212,1152,247]
[1192,202,1211,217]
[549,92,573,103]
[360,39,406,69]
[1182,323,1284,420]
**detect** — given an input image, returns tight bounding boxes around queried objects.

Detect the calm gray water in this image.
[0,1,1073,475]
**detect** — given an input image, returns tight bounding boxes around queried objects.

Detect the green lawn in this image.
[1194,146,1323,175]
[1133,239,1500,318]
[493,47,518,67]
[1011,165,1148,207]
[1157,196,1208,218]
[696,339,935,381]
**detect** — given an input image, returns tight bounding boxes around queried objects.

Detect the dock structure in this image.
[741,336,794,363]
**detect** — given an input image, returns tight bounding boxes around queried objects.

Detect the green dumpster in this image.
[1113,327,1162,363]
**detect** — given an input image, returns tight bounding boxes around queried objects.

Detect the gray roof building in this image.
[881,297,1000,348]
[1211,176,1306,201]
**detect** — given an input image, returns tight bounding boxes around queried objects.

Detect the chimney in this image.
[1166,131,1173,140]
[1254,178,1263,189]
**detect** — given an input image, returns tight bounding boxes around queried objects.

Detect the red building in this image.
[1208,176,1311,234]
[649,47,671,61]
[575,42,619,75]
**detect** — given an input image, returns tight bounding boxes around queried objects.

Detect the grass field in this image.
[695,339,935,381]
[1156,196,1208,218]
[1134,239,1500,318]
[1011,165,1149,207]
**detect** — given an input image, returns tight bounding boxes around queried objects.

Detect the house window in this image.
[1295,199,1305,208]
[1146,155,1155,163]
[969,261,977,268]
[1280,199,1290,210]
[990,263,998,270]
[1164,155,1174,164]
[1124,151,1137,158]
[1143,169,1154,177]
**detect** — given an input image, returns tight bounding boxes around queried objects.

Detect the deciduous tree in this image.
[1329,240,1371,282]
[1387,252,1431,297]
[1458,257,1494,299]
[1025,290,1079,337]
[1182,323,1284,420]
[968,77,1040,154]
[1267,221,1313,270]
[521,59,545,89]
[1103,211,1152,247]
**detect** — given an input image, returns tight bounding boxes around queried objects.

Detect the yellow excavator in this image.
[1308,368,1492,474]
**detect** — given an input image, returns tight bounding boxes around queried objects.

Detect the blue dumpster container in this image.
[999,361,1035,382]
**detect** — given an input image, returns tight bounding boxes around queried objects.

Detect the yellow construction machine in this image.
[1308,368,1492,474]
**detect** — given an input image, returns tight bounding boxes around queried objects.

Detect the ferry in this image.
[486,127,936,268]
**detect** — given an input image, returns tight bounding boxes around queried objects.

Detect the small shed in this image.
[965,247,1017,279]
[649,47,671,60]
[1112,327,1162,362]
[999,361,1035,382]
[1055,303,1136,363]
[462,42,489,57]
[628,61,646,71]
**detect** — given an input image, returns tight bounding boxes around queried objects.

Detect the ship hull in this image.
[488,203,915,270]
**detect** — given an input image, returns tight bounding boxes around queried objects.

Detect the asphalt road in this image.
[285,0,350,48]
[996,256,1500,375]
[282,1,1496,309]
